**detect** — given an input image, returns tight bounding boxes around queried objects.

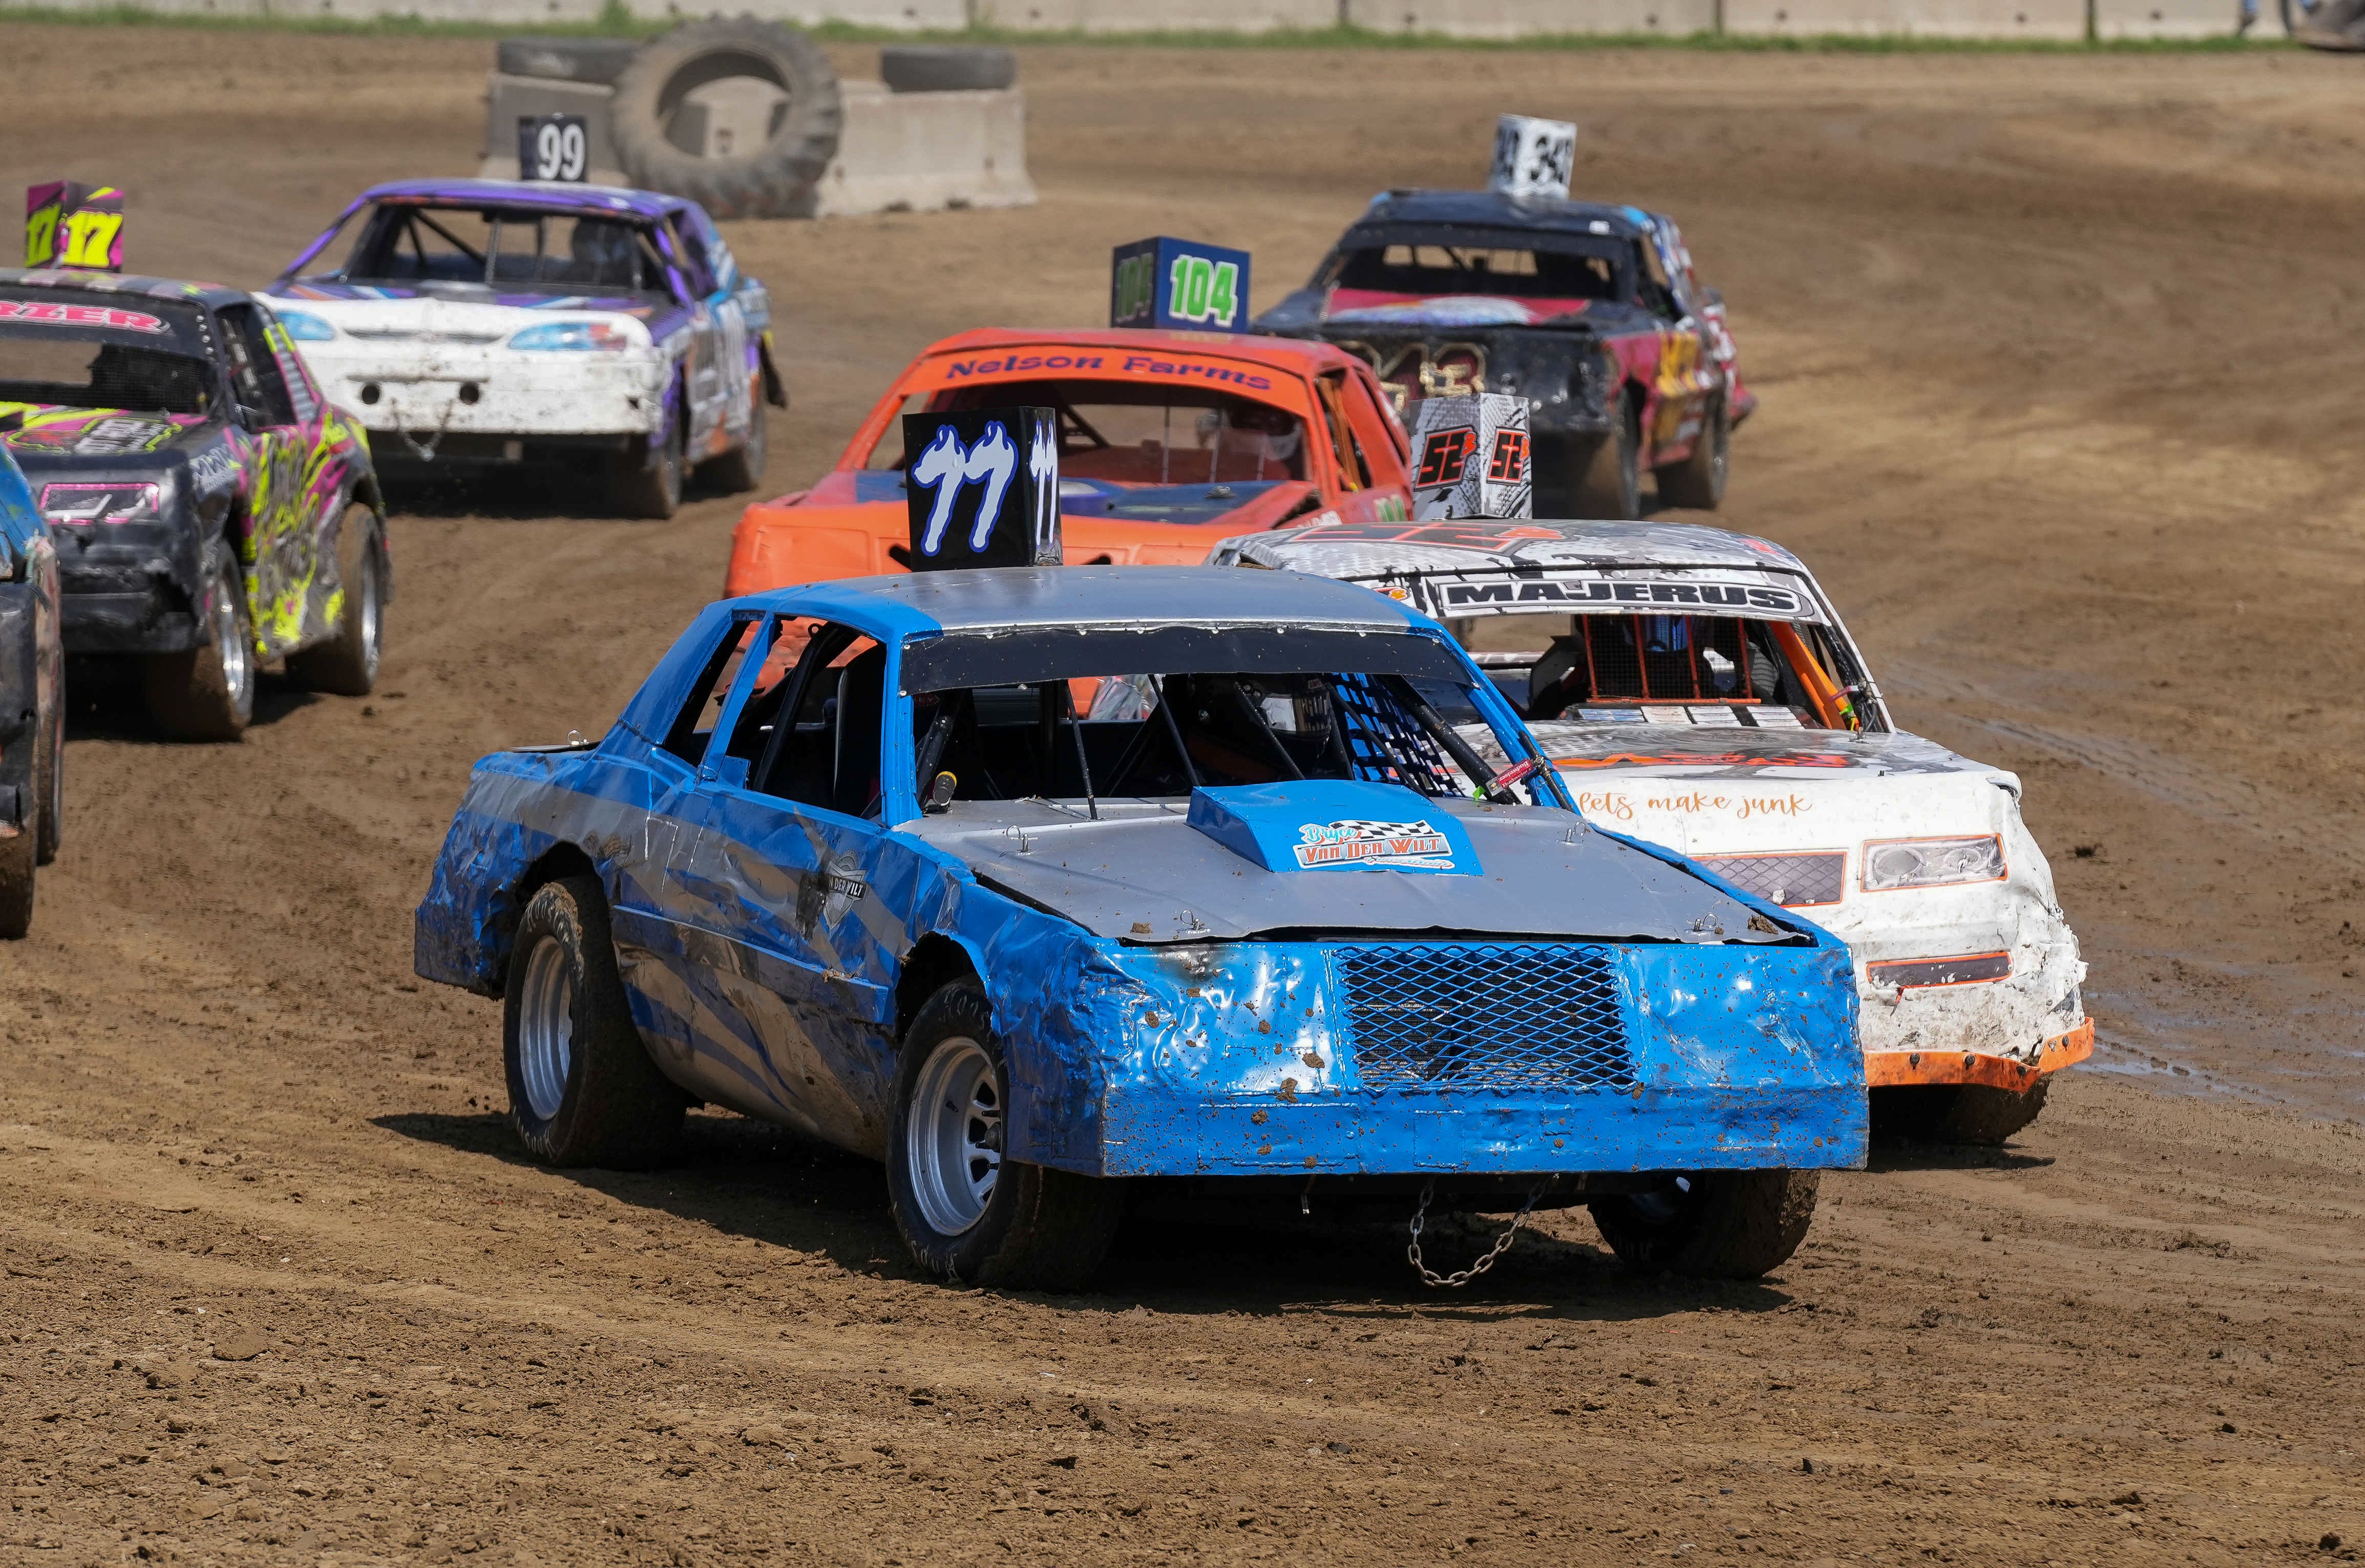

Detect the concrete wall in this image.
[0,0,2249,37]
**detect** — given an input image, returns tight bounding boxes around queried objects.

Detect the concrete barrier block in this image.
[1343,0,1716,34]
[800,82,1037,218]
[1723,0,2085,34]
[2095,0,2237,37]
[280,0,609,17]
[618,0,973,25]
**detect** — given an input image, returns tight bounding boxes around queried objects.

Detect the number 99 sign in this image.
[518,114,590,183]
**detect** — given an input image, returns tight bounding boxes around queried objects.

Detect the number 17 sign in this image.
[25,181,125,272]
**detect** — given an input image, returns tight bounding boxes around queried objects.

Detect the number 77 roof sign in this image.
[1110,237,1252,333]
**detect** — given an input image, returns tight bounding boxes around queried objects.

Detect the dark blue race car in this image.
[415,566,1864,1288]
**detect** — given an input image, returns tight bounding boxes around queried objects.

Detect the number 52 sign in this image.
[25,181,125,272]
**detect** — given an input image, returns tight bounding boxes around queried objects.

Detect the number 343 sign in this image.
[25,181,125,272]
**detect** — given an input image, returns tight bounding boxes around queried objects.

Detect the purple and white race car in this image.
[265,179,784,519]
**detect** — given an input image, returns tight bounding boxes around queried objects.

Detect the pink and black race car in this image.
[1255,189,1753,520]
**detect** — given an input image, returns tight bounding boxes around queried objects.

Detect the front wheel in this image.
[1590,1169,1820,1278]
[887,980,1124,1289]
[503,875,686,1168]
[143,540,254,741]
[285,504,385,697]
[1570,398,1641,520]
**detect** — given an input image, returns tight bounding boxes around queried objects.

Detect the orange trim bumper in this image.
[1863,1019,2094,1091]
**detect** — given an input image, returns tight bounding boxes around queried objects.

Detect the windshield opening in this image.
[1326,230,1634,308]
[864,378,1307,485]
[0,331,212,417]
[1450,612,1880,734]
[327,204,671,294]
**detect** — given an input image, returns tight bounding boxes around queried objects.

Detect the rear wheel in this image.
[1590,1169,1820,1278]
[614,420,685,520]
[0,786,34,940]
[1570,397,1641,519]
[1654,395,1728,511]
[888,980,1124,1289]
[143,541,254,741]
[503,875,687,1168]
[285,504,385,697]
[702,389,768,495]
[1873,1080,2050,1147]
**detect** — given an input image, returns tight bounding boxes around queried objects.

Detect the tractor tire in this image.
[497,35,644,86]
[881,45,1018,93]
[888,980,1125,1290]
[608,17,843,220]
[1590,1169,1821,1279]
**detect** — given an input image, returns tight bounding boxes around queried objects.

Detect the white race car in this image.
[263,179,783,519]
[1214,517,2091,1143]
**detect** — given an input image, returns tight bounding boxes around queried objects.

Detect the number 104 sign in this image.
[1109,237,1252,333]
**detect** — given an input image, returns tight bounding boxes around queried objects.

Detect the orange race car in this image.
[724,327,1414,596]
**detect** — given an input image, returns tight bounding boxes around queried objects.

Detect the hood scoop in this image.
[1185,780,1479,877]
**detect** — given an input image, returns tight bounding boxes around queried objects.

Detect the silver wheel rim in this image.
[906,1035,1001,1236]
[356,549,383,682]
[516,935,574,1122]
[214,569,251,714]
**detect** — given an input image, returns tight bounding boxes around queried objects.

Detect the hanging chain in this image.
[1406,1176,1551,1288]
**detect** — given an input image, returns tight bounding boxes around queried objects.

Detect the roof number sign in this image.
[1110,237,1252,332]
[24,181,125,272]
[1409,393,1532,521]
[1488,115,1577,202]
[518,114,591,183]
[902,405,1063,572]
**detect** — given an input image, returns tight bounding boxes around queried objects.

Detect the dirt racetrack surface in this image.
[3,27,2362,1565]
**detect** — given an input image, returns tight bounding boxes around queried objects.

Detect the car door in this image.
[1310,371,1411,527]
[217,302,331,661]
[661,215,743,467]
[671,210,755,459]
[663,616,901,1156]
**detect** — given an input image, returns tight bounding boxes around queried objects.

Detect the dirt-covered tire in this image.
[285,504,385,698]
[1872,1080,2050,1147]
[888,980,1125,1290]
[503,875,686,1169]
[0,790,33,940]
[1570,396,1641,519]
[1654,394,1728,511]
[608,18,843,220]
[881,45,1017,93]
[701,386,768,495]
[143,540,254,742]
[32,688,59,867]
[613,417,685,520]
[497,35,644,86]
[1590,1169,1820,1279]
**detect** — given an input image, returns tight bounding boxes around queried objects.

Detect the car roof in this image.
[350,179,686,222]
[1226,518,1813,577]
[0,268,249,310]
[736,564,1428,640]
[1343,189,1658,241]
[915,326,1370,377]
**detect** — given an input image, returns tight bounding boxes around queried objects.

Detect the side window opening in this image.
[752,623,886,819]
[219,305,296,428]
[659,613,763,767]
[1315,373,1372,491]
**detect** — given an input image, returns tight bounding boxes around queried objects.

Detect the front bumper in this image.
[1865,1018,2093,1093]
[58,559,201,655]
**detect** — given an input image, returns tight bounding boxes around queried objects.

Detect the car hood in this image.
[1,403,220,464]
[903,792,1806,946]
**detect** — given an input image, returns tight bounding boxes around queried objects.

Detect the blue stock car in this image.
[415,566,1866,1288]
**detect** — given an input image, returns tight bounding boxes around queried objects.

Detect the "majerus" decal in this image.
[1430,574,1811,619]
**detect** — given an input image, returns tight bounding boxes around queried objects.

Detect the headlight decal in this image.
[39,480,161,525]
[508,320,635,352]
[272,309,339,342]
[1859,833,2004,892]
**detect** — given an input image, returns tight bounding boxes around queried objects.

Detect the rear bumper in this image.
[1097,1080,1865,1178]
[307,349,667,441]
[1865,1018,2093,1093]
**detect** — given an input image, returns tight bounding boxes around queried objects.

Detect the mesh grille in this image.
[1333,943,1635,1091]
[1694,851,1846,908]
